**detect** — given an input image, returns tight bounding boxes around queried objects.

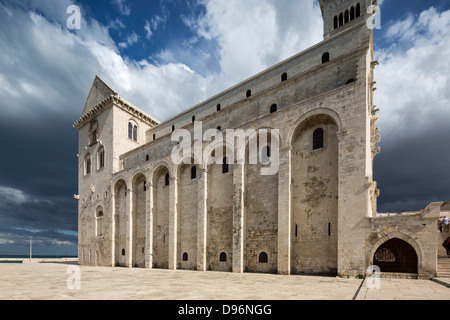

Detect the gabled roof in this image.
[82,75,117,116]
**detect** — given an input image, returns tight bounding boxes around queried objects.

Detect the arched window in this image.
[172,125,175,132]
[153,134,156,141]
[339,12,344,26]
[191,166,197,180]
[334,16,338,29]
[313,128,324,150]
[165,173,170,186]
[85,154,92,175]
[281,72,288,82]
[356,3,361,18]
[259,252,268,263]
[98,147,105,169]
[270,104,278,114]
[217,126,222,132]
[222,157,229,174]
[219,252,227,262]
[96,211,104,237]
[246,89,252,98]
[192,116,196,123]
[322,52,330,64]
[217,104,221,112]
[346,78,356,85]
[345,10,349,23]
[128,121,138,142]
[146,154,150,162]
[350,6,355,20]
[122,249,126,256]
[182,252,188,261]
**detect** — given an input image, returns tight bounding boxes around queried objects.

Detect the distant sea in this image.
[0,255,77,259]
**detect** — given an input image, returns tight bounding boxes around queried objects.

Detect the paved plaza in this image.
[0,259,448,300]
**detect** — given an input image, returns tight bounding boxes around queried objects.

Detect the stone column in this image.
[277,146,292,275]
[197,167,208,271]
[168,176,178,270]
[232,159,245,273]
[145,178,153,269]
[126,188,133,268]
[110,186,116,267]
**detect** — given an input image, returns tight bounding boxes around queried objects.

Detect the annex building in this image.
[74,0,448,278]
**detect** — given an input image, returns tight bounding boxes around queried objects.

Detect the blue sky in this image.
[0,0,449,256]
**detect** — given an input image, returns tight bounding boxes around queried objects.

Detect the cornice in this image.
[73,95,159,129]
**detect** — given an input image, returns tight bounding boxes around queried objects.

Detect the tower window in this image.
[146,154,150,161]
[345,10,349,24]
[122,249,125,256]
[322,52,330,64]
[346,78,356,85]
[192,116,196,123]
[222,157,229,174]
[339,13,344,27]
[281,72,288,82]
[334,16,338,29]
[182,252,188,261]
[270,104,278,114]
[128,121,138,142]
[220,252,227,262]
[246,90,252,98]
[98,148,105,169]
[313,128,324,150]
[172,125,175,132]
[191,166,197,180]
[153,134,156,141]
[217,104,221,112]
[259,252,268,263]
[356,3,361,18]
[217,126,222,132]
[85,154,91,175]
[350,7,355,20]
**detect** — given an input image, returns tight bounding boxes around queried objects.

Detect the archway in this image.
[373,238,418,274]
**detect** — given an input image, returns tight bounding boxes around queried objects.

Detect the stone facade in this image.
[74,0,445,278]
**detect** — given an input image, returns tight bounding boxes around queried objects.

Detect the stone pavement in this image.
[0,259,448,300]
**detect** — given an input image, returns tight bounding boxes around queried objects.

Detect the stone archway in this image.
[373,238,418,274]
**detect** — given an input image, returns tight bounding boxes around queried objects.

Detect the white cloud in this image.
[118,31,139,49]
[145,14,167,40]
[375,7,450,138]
[112,0,131,16]
[0,186,28,205]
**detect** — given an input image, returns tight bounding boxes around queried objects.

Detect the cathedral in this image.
[74,0,448,278]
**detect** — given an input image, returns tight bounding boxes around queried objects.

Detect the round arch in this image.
[287,108,343,146]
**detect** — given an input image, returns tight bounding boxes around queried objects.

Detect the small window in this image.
[172,125,175,132]
[322,52,330,64]
[350,7,355,20]
[128,121,138,142]
[122,249,125,256]
[89,121,98,146]
[259,252,268,263]
[313,128,324,150]
[217,104,221,112]
[85,154,92,175]
[219,252,227,262]
[270,104,278,114]
[356,3,361,18]
[98,148,105,169]
[246,90,252,98]
[191,166,197,180]
[346,78,356,85]
[192,116,196,123]
[345,10,349,23]
[295,224,298,237]
[153,134,156,141]
[146,154,150,161]
[328,222,331,236]
[222,157,229,174]
[334,16,338,29]
[339,13,344,27]
[217,126,222,132]
[182,252,188,261]
[281,72,288,82]
[165,173,170,186]
[96,211,104,237]
[144,181,147,192]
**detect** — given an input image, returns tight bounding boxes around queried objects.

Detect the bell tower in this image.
[319,0,374,39]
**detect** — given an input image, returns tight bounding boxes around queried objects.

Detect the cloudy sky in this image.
[0,0,449,256]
